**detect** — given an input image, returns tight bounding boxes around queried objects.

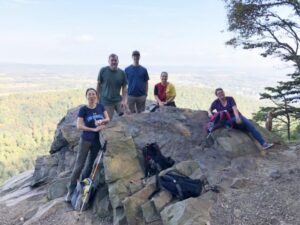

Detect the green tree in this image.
[224,0,300,95]
[253,85,300,140]
[223,0,300,139]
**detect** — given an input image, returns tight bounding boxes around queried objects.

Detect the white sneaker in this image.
[65,191,72,202]
[262,143,274,150]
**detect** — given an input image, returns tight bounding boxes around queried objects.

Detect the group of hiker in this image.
[65,50,273,203]
[96,51,176,120]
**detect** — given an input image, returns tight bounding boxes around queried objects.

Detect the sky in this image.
[0,0,290,73]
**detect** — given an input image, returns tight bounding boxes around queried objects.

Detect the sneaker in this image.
[65,191,73,202]
[262,142,274,150]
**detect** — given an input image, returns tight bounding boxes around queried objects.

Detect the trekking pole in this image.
[78,138,107,216]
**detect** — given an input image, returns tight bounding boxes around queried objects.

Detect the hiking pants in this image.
[229,115,265,146]
[104,101,123,121]
[128,95,147,113]
[68,138,101,192]
[165,101,176,107]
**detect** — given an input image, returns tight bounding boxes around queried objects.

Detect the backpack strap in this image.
[148,173,161,200]
[164,174,184,200]
[165,170,187,178]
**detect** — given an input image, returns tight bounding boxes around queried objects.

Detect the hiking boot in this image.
[65,191,73,202]
[262,142,274,150]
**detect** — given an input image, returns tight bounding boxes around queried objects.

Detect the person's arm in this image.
[208,101,215,118]
[145,69,149,96]
[97,70,102,103]
[121,84,128,105]
[121,71,128,107]
[232,105,242,124]
[77,117,103,132]
[165,84,176,104]
[145,81,148,96]
[154,85,164,106]
[155,95,164,106]
[165,96,175,104]
[95,110,110,126]
[208,109,213,118]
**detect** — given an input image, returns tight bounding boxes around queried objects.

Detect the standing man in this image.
[97,54,127,120]
[125,50,149,113]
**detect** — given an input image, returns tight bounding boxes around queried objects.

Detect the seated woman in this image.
[65,88,110,202]
[208,88,273,150]
[154,71,176,107]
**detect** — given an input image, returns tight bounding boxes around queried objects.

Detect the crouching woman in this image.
[208,88,273,150]
[65,88,110,202]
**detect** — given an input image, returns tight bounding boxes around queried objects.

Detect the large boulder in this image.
[102,122,144,225]
[47,178,69,200]
[160,192,215,225]
[50,106,82,154]
[210,128,261,158]
[31,146,76,187]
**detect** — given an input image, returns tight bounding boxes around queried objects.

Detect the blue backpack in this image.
[71,178,97,211]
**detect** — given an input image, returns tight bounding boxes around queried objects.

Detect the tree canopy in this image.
[224,0,300,139]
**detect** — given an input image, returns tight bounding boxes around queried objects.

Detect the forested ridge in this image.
[0,90,84,183]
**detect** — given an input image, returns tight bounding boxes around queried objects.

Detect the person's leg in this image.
[165,101,176,107]
[81,139,101,179]
[104,105,115,121]
[228,116,244,130]
[127,96,137,113]
[240,116,266,146]
[115,101,124,116]
[68,139,91,192]
[135,95,147,113]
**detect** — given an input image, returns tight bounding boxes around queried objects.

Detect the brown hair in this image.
[161,71,168,76]
[215,88,223,95]
[108,53,118,60]
[85,88,98,97]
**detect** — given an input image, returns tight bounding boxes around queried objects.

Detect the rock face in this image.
[160,193,214,225]
[1,106,300,225]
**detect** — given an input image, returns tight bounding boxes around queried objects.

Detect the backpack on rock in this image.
[142,142,175,177]
[149,171,220,200]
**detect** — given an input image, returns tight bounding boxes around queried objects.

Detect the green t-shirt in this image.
[98,66,127,105]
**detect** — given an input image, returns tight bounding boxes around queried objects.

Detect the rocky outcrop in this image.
[160,192,215,225]
[1,106,300,225]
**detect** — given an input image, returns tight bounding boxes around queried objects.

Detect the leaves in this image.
[224,0,300,71]
[224,0,300,139]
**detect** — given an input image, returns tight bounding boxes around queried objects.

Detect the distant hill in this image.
[0,63,289,96]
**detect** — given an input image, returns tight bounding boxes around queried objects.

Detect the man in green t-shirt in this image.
[97,54,128,120]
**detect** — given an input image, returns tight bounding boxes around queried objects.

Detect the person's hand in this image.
[208,112,213,118]
[95,120,103,126]
[236,116,242,124]
[93,125,105,132]
[159,101,164,107]
[121,100,127,109]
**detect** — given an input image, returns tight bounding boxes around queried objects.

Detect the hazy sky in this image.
[0,0,289,72]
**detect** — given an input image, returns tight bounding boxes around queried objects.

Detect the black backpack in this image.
[142,143,175,177]
[149,171,219,200]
